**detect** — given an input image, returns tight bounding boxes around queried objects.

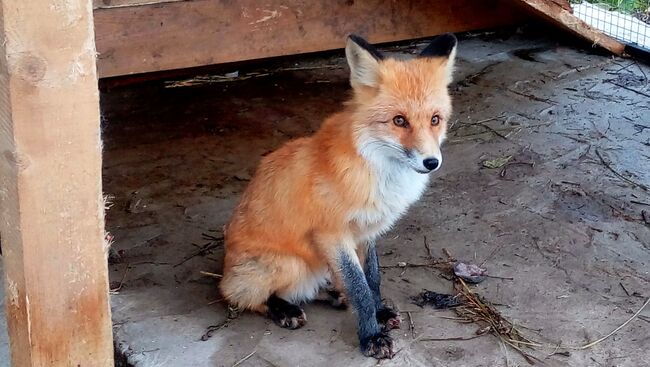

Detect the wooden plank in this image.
[550,0,572,12]
[94,0,525,78]
[518,0,625,55]
[93,0,187,10]
[0,1,114,366]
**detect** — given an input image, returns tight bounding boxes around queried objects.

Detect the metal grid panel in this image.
[572,1,650,51]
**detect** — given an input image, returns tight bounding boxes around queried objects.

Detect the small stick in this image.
[477,123,509,139]
[619,282,631,297]
[506,161,535,168]
[200,320,229,341]
[606,81,650,98]
[634,61,648,85]
[434,315,471,321]
[480,243,505,267]
[591,357,605,367]
[442,248,455,261]
[501,338,544,348]
[595,149,649,192]
[578,297,650,350]
[613,61,636,73]
[200,270,223,278]
[423,236,433,259]
[419,334,485,342]
[109,265,130,294]
[464,115,505,126]
[588,120,610,141]
[232,350,256,367]
[638,315,650,323]
[174,241,222,267]
[500,339,511,367]
[560,181,581,186]
[380,262,436,269]
[500,337,539,365]
[546,343,561,357]
[507,88,556,105]
[207,298,224,305]
[201,232,224,242]
[484,274,515,281]
[407,311,416,339]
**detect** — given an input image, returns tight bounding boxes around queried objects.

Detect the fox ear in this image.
[346,34,383,89]
[420,33,457,84]
[420,33,457,58]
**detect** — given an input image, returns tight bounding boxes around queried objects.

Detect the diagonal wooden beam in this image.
[518,0,626,55]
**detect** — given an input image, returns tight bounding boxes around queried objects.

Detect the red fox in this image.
[220,33,457,359]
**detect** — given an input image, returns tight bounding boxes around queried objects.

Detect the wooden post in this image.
[0,1,113,366]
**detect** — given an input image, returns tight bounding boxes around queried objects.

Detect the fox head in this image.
[345,34,457,174]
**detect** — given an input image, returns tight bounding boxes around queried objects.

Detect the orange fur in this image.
[220,38,455,312]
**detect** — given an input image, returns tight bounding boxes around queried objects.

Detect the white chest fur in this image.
[351,159,429,240]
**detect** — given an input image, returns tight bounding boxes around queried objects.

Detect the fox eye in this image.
[431,115,441,126]
[393,115,409,128]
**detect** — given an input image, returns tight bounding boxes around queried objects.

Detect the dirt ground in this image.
[2,29,650,366]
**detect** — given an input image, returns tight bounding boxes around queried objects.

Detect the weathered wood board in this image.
[94,0,525,77]
[93,0,187,9]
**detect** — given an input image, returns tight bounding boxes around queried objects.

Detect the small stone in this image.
[453,262,487,284]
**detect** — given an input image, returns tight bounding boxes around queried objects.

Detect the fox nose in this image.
[423,157,440,171]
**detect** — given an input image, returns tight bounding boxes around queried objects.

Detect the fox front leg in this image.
[336,246,395,359]
[363,240,401,331]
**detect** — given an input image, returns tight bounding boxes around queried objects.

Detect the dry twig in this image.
[451,115,510,140]
[232,350,256,367]
[507,88,556,105]
[174,234,224,267]
[433,248,649,364]
[200,270,223,279]
[606,80,650,98]
[576,297,650,350]
[419,334,484,342]
[595,149,649,192]
[407,311,416,339]
[453,278,541,365]
[619,282,631,297]
[200,320,229,341]
[109,265,130,295]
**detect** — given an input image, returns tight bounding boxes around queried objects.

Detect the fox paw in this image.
[267,296,307,330]
[361,333,395,359]
[270,307,306,329]
[376,307,401,331]
[327,290,348,310]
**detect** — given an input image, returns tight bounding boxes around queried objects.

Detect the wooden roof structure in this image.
[91,0,624,78]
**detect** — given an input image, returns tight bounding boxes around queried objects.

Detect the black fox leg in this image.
[364,240,383,308]
[338,249,394,359]
[266,294,307,330]
[364,241,401,331]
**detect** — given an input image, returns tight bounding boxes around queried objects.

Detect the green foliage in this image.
[572,0,649,14]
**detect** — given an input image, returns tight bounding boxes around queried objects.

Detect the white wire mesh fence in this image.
[572,1,650,50]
